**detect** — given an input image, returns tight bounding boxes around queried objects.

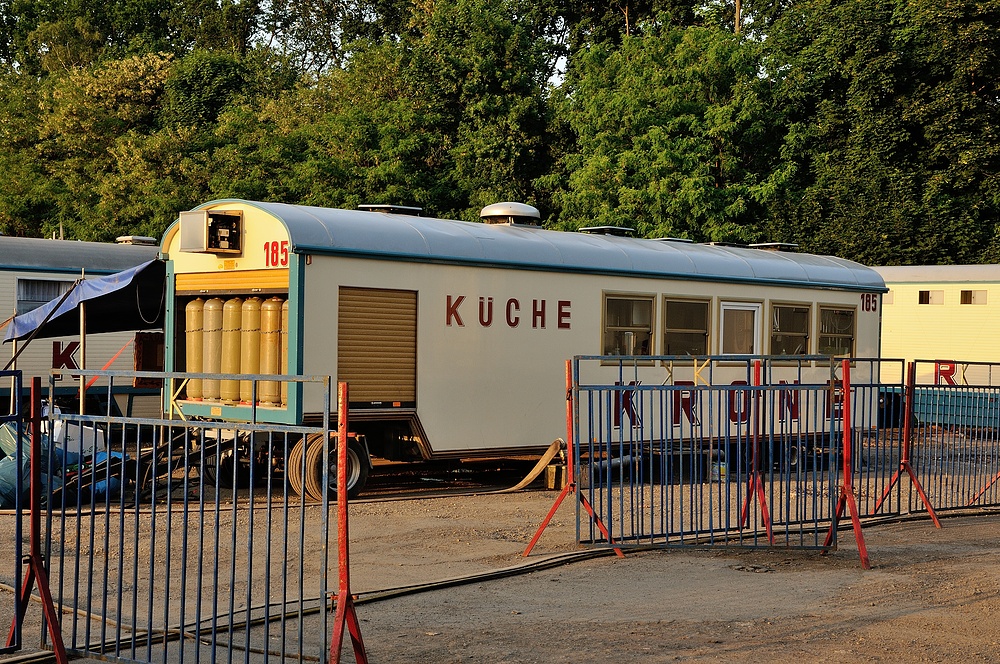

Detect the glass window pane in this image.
[16,279,74,314]
[664,299,709,355]
[665,331,707,356]
[604,296,654,356]
[669,301,707,329]
[819,308,854,356]
[723,309,755,354]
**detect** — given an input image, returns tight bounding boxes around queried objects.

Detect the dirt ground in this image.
[4,490,1000,663]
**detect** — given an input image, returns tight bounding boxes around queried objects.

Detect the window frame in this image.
[719,300,762,356]
[602,292,656,360]
[818,306,856,358]
[769,302,812,357]
[961,290,987,305]
[662,296,711,358]
[16,277,75,315]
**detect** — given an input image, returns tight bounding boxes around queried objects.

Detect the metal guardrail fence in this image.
[908,360,1000,513]
[34,369,337,663]
[572,356,911,551]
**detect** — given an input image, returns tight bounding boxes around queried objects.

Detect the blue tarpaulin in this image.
[3,258,165,342]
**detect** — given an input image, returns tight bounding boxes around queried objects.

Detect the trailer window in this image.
[720,302,760,355]
[603,295,653,355]
[819,308,854,357]
[663,299,709,356]
[770,305,810,355]
[961,290,987,305]
[16,278,74,314]
[918,290,943,305]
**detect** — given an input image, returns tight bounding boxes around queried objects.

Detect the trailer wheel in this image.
[286,437,307,498]
[302,433,369,501]
[203,440,253,489]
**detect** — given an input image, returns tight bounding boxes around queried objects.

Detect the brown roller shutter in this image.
[338,287,417,406]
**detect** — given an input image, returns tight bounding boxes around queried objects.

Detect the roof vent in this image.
[116,235,159,246]
[480,202,541,226]
[358,204,422,216]
[653,237,694,243]
[579,226,635,237]
[704,241,747,248]
[749,242,799,252]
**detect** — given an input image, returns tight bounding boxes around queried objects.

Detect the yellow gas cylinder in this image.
[184,298,204,400]
[221,297,243,404]
[259,297,282,406]
[240,297,262,403]
[281,299,289,407]
[202,298,224,401]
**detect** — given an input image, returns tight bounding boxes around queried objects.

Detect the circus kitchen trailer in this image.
[160,200,886,495]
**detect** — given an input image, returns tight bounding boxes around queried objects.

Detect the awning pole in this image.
[79,268,86,415]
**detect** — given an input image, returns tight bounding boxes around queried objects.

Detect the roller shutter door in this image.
[338,287,417,406]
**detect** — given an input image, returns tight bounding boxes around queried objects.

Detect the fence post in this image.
[823,360,871,569]
[739,359,773,543]
[4,376,68,661]
[330,381,368,664]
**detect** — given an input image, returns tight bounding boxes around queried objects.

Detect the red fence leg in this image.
[330,382,368,664]
[524,360,624,558]
[739,361,773,544]
[823,361,871,570]
[5,377,68,662]
[871,362,941,527]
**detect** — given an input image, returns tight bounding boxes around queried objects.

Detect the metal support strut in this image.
[523,360,624,558]
[873,361,941,526]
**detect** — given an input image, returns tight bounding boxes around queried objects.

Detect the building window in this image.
[819,308,855,357]
[771,305,810,355]
[16,278,74,314]
[663,299,709,356]
[918,290,944,305]
[720,302,761,355]
[961,290,987,305]
[603,295,653,355]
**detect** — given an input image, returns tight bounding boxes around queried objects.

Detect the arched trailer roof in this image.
[0,236,159,274]
[180,200,887,293]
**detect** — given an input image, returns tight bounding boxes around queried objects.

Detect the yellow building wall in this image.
[881,280,1000,366]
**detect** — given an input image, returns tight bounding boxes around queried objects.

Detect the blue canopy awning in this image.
[4,259,166,342]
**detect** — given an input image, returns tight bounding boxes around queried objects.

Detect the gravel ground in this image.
[3,491,1000,663]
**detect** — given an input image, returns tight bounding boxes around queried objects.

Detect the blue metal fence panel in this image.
[909,361,1000,513]
[572,357,909,551]
[37,369,335,663]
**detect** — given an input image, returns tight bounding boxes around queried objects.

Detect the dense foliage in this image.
[0,0,997,264]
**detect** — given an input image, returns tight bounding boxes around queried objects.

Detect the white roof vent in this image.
[480,202,541,226]
[116,235,159,246]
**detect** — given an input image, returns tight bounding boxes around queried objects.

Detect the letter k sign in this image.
[52,341,80,370]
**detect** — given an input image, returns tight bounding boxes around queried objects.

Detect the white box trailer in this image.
[0,236,162,417]
[161,200,886,493]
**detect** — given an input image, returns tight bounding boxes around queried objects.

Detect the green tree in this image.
[763,0,1000,265]
[543,21,776,241]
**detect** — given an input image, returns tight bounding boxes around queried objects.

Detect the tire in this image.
[203,439,252,489]
[303,434,369,501]
[286,437,307,498]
